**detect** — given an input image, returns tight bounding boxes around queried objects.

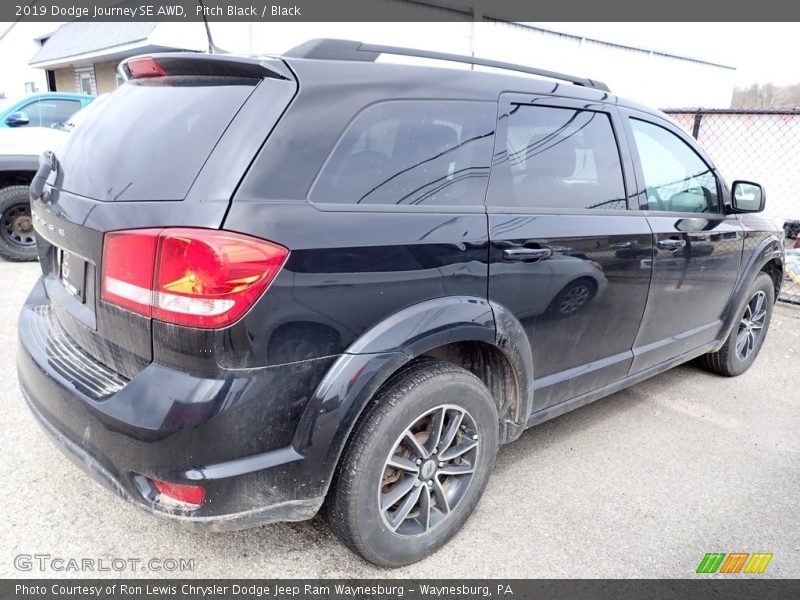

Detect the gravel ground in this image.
[1,260,798,578]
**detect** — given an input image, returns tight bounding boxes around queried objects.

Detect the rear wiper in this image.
[30,150,58,202]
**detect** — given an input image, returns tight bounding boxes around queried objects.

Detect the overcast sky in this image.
[543,22,799,87]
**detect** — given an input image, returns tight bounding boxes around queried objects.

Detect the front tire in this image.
[0,185,38,261]
[700,272,774,376]
[327,358,499,567]
[548,277,597,318]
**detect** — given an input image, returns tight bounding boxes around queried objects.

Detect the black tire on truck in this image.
[0,185,38,262]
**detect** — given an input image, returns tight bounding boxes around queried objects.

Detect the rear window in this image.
[54,77,256,201]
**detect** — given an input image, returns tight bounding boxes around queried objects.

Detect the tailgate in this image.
[31,54,297,379]
[32,196,233,378]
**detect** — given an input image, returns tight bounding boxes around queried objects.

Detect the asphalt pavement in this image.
[1,260,798,578]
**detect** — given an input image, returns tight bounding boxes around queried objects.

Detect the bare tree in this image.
[732,82,800,108]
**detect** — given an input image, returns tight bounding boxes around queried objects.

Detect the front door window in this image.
[630,118,720,213]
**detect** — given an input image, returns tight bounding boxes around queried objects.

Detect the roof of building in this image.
[29,22,159,66]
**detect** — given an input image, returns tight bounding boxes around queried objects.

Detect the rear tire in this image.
[327,358,499,567]
[0,185,38,262]
[700,272,774,376]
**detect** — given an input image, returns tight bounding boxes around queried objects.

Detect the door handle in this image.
[503,247,553,261]
[657,238,686,251]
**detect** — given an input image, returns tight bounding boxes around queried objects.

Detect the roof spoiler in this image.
[118,53,290,82]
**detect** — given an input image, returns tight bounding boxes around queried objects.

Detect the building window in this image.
[24,82,37,94]
[76,69,96,95]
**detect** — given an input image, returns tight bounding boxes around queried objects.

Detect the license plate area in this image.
[58,248,86,302]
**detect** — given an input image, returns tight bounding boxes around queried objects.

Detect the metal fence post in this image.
[691,111,703,139]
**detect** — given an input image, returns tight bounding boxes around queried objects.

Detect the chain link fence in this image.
[663,108,800,305]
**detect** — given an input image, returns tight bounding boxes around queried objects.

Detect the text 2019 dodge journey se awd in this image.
[18,40,783,566]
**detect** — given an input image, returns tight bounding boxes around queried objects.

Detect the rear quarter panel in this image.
[221,202,489,367]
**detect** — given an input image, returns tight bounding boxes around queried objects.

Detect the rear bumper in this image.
[17,279,335,530]
[20,388,322,529]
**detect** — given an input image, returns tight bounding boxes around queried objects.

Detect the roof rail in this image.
[284,38,611,92]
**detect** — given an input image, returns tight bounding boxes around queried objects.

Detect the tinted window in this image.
[488,105,626,210]
[24,99,81,127]
[630,118,719,213]
[55,77,256,201]
[310,101,495,207]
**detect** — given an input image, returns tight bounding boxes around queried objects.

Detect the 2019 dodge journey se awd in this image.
[17,39,784,566]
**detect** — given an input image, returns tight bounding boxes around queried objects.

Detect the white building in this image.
[0,22,55,98]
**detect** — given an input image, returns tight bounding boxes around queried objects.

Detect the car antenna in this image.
[197,0,227,54]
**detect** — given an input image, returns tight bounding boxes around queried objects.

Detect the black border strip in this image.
[5,0,800,22]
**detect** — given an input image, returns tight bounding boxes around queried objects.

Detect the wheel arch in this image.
[0,155,38,189]
[0,169,36,190]
[715,234,783,351]
[292,296,534,498]
[760,256,783,300]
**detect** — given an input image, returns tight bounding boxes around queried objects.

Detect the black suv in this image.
[17,40,784,567]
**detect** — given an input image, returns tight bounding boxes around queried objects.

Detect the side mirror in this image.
[730,180,765,213]
[5,111,30,127]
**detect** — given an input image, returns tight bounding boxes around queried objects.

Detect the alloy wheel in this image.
[558,284,591,315]
[736,290,767,360]
[378,404,479,536]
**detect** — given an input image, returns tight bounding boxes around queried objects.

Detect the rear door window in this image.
[310,100,495,207]
[54,77,257,201]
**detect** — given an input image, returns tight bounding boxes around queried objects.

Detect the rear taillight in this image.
[102,228,288,329]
